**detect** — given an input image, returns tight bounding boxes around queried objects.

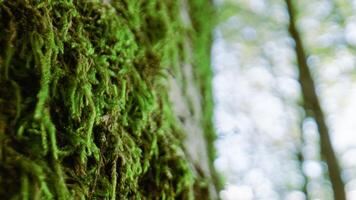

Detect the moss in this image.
[0,0,220,198]
[0,0,201,199]
[188,0,224,192]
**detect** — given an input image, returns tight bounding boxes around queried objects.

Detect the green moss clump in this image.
[0,0,197,199]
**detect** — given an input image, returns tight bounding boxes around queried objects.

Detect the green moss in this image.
[0,0,198,199]
[188,0,224,192]
[0,0,220,199]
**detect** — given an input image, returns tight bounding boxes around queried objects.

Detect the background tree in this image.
[285,0,346,199]
[214,0,356,199]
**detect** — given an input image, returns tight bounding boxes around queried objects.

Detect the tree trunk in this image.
[0,0,218,199]
[285,0,346,199]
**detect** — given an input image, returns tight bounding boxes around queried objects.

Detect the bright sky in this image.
[212,0,356,199]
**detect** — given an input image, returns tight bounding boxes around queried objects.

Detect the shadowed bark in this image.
[285,0,346,199]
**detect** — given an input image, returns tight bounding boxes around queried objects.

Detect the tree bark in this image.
[285,0,346,199]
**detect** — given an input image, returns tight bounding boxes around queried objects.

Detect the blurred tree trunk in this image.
[285,0,346,199]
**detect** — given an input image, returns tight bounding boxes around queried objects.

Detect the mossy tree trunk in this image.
[0,0,218,199]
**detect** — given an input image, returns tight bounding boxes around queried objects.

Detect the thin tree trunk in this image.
[285,0,346,199]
